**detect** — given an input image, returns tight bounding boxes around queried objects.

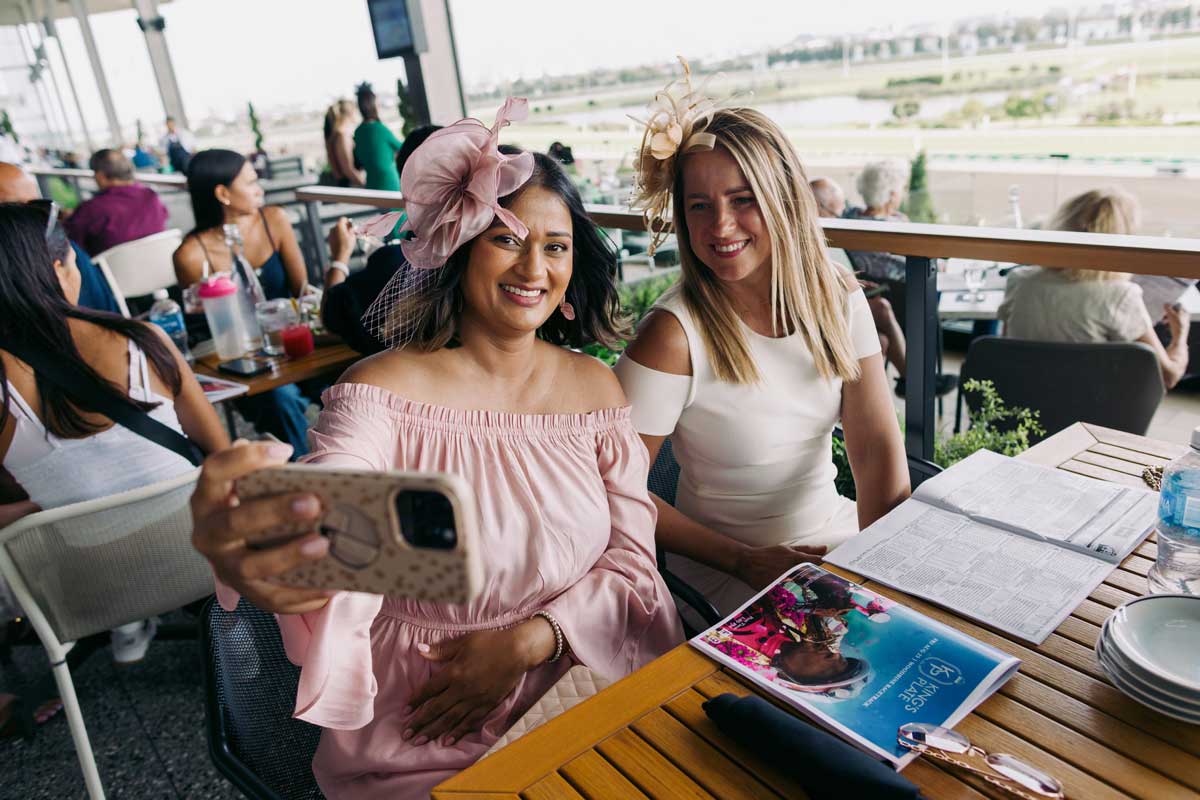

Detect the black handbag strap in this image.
[6,340,204,467]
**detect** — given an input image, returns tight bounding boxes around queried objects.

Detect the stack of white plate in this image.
[1095,594,1200,724]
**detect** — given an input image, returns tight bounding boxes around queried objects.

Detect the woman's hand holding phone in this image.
[190,440,333,615]
[401,617,556,747]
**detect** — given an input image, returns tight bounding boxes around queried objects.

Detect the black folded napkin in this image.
[703,693,925,800]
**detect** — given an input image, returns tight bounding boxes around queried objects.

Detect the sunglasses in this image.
[898,723,1065,799]
[27,198,59,241]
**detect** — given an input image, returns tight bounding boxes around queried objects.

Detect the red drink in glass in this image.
[281,324,314,359]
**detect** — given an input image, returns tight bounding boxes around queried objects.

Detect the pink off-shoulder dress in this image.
[216,383,684,800]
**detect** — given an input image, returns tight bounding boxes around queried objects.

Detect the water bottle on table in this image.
[223,223,265,351]
[1149,426,1200,595]
[148,288,191,361]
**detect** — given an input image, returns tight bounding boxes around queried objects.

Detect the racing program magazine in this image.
[690,564,1020,767]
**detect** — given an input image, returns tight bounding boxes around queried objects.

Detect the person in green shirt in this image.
[353,82,404,191]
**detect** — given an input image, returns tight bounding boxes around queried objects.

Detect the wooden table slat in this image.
[1102,567,1150,596]
[1089,583,1140,610]
[903,760,997,800]
[998,674,1200,790]
[1088,442,1172,468]
[1059,459,1151,488]
[1119,554,1154,577]
[955,715,1131,800]
[630,709,782,800]
[975,693,1195,799]
[1136,540,1158,560]
[1054,615,1103,650]
[559,751,650,800]
[1071,598,1115,628]
[519,772,585,800]
[1082,423,1186,461]
[594,728,715,800]
[662,689,810,800]
[1074,450,1155,477]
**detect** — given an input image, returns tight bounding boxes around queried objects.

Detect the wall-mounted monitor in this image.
[367,0,420,59]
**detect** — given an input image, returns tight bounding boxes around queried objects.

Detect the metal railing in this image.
[292,185,1200,465]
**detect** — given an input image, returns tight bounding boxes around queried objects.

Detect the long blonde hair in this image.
[669,108,859,384]
[1049,188,1139,282]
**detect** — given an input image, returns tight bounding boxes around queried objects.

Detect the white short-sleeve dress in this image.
[614,286,882,615]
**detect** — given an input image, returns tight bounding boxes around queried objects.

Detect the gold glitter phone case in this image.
[238,465,483,604]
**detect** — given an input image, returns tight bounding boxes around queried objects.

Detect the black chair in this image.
[954,336,1165,441]
[647,438,722,636]
[202,597,323,800]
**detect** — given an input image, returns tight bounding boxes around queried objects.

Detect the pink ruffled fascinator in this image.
[630,57,733,256]
[360,98,536,348]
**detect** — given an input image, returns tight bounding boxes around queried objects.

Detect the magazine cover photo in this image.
[693,564,1020,765]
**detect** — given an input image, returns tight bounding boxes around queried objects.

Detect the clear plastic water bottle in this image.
[222,224,264,350]
[1148,426,1200,595]
[148,289,191,362]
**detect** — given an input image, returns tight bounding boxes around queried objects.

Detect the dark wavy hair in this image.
[397,149,626,351]
[185,148,246,233]
[0,203,181,439]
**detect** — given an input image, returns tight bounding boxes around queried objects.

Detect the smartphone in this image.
[237,465,483,603]
[218,358,271,378]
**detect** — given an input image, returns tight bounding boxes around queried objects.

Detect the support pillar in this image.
[406,0,466,124]
[903,256,937,465]
[12,18,62,147]
[39,2,94,152]
[19,0,75,149]
[68,0,122,145]
[131,0,188,129]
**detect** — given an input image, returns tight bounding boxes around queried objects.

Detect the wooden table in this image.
[434,423,1199,800]
[193,341,359,432]
[193,341,360,400]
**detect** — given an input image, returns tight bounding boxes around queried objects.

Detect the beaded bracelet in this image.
[532,610,565,663]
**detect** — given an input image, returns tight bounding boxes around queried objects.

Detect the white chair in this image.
[92,229,184,318]
[0,470,212,799]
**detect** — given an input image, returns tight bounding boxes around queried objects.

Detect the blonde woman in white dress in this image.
[615,69,910,615]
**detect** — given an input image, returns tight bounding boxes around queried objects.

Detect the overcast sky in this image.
[42,0,1094,132]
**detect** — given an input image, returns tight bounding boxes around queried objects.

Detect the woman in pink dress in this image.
[189,99,683,799]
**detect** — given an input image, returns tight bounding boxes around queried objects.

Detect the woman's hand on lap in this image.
[190,440,332,615]
[403,617,556,746]
[734,543,828,590]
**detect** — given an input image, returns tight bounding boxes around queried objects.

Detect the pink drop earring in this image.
[559,300,575,321]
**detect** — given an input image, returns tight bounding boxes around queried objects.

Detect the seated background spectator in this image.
[0,201,227,667]
[811,176,907,376]
[64,149,168,256]
[321,124,441,355]
[843,159,909,283]
[172,149,315,454]
[999,188,1189,388]
[0,162,121,315]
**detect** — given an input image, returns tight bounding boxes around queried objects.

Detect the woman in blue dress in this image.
[172,149,315,453]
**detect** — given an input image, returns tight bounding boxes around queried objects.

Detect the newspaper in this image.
[691,564,1021,766]
[1132,275,1196,323]
[826,450,1157,644]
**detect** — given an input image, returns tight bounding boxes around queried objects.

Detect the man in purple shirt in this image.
[64,149,169,256]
